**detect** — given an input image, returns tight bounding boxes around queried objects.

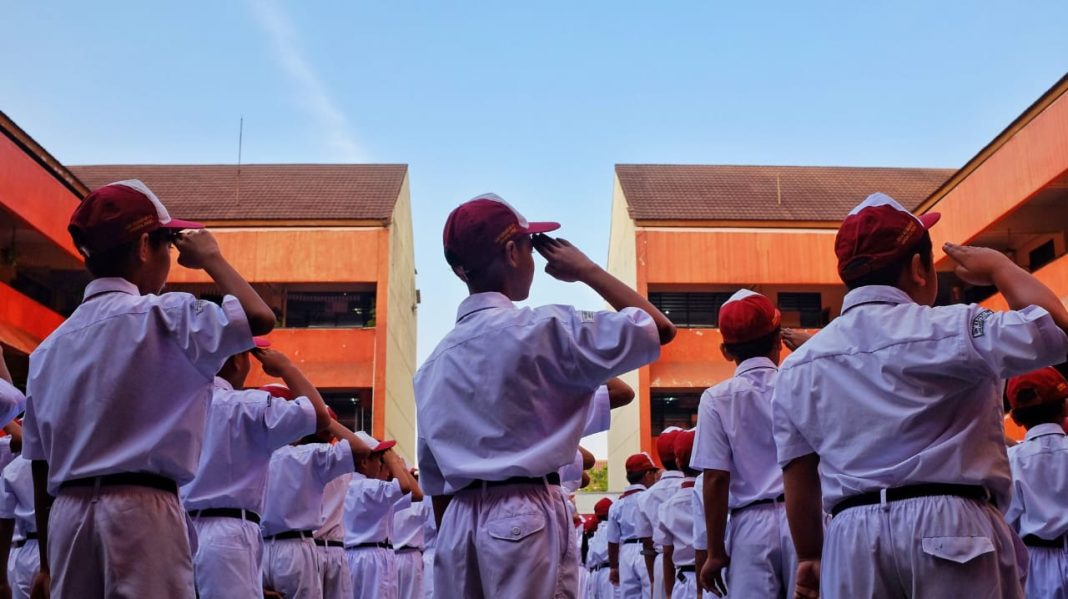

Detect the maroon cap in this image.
[673,429,696,471]
[655,427,684,466]
[625,452,657,475]
[1008,367,1068,410]
[253,336,272,349]
[443,193,560,272]
[835,193,940,283]
[69,179,203,257]
[259,384,297,401]
[719,289,782,344]
[593,497,613,518]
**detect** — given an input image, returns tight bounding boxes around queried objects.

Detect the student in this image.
[691,473,707,598]
[415,194,674,598]
[0,347,25,428]
[344,432,421,599]
[639,427,686,599]
[260,410,370,599]
[608,453,660,598]
[1004,367,1068,599]
[392,466,428,599]
[23,180,276,598]
[692,289,797,598]
[420,494,437,599]
[0,423,33,599]
[585,498,614,599]
[314,431,354,599]
[656,429,701,599]
[181,340,332,599]
[772,192,1068,599]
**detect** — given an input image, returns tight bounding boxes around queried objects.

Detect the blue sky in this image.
[3,2,1067,453]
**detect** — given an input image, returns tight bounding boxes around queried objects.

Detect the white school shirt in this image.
[691,474,707,551]
[0,438,16,476]
[415,292,660,495]
[637,471,684,549]
[0,456,35,535]
[315,471,353,542]
[583,385,611,437]
[0,380,25,428]
[654,478,698,567]
[422,495,438,551]
[181,378,316,513]
[691,357,785,509]
[260,442,353,537]
[1006,423,1068,539]
[23,277,253,494]
[343,476,408,546]
[606,484,651,544]
[772,285,1068,511]
[393,498,428,550]
[586,522,610,566]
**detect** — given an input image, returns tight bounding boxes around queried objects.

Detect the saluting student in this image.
[415,194,674,598]
[392,466,429,599]
[639,427,686,599]
[608,453,659,598]
[656,430,701,599]
[772,192,1068,599]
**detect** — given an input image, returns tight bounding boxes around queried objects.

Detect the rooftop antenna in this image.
[236,116,244,204]
[776,174,782,206]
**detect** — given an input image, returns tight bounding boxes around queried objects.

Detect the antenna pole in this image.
[236,117,244,203]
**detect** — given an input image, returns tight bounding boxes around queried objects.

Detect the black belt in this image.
[396,546,423,554]
[314,539,345,548]
[731,494,785,516]
[830,483,988,517]
[676,564,696,583]
[622,538,642,545]
[589,562,610,571]
[59,473,177,495]
[462,472,561,492]
[13,532,38,549]
[188,508,261,524]
[1024,534,1068,548]
[349,541,393,550]
[265,530,316,541]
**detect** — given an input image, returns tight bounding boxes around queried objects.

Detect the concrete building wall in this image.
[383,174,419,462]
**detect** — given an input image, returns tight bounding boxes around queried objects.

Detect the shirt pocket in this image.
[486,512,547,543]
[920,536,995,564]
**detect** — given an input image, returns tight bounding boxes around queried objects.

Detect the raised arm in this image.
[253,349,331,431]
[326,421,372,461]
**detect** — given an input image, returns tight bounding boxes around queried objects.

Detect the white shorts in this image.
[317,542,352,599]
[725,502,796,599]
[262,537,321,599]
[191,515,262,599]
[346,545,398,599]
[7,538,39,599]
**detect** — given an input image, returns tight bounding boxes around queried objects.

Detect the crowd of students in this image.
[2,180,1067,598]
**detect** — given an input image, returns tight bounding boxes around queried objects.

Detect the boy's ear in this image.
[719,343,733,362]
[136,233,152,265]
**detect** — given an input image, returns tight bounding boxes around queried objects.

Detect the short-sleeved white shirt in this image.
[586,522,610,566]
[691,357,785,509]
[637,471,684,549]
[315,471,353,542]
[260,442,353,537]
[0,456,35,535]
[583,385,611,437]
[416,293,660,495]
[772,285,1068,510]
[181,378,316,513]
[23,278,253,494]
[393,498,428,550]
[1006,423,1068,539]
[342,476,407,547]
[606,484,651,544]
[0,438,16,476]
[558,451,585,493]
[0,380,25,428]
[691,474,707,551]
[654,479,698,566]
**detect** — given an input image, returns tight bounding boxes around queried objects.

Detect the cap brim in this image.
[373,439,397,452]
[918,212,941,230]
[525,221,561,235]
[161,218,205,230]
[253,337,271,349]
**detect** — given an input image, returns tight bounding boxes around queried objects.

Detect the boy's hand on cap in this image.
[533,235,598,283]
[174,229,222,270]
[943,242,1014,287]
[252,348,294,377]
[782,329,813,351]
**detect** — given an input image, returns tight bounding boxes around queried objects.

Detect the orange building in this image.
[604,74,1068,491]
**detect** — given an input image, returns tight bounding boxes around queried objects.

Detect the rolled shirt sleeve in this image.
[315,442,355,486]
[261,393,318,451]
[771,370,816,468]
[690,391,732,472]
[0,380,25,428]
[582,385,611,437]
[967,305,1068,380]
[159,293,255,379]
[562,307,661,388]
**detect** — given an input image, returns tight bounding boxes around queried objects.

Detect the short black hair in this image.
[723,328,781,362]
[1012,396,1066,430]
[844,233,934,290]
[84,229,172,278]
[626,470,647,484]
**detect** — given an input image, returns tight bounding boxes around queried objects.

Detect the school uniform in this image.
[691,474,706,554]
[607,484,652,598]
[181,377,316,599]
[0,437,17,477]
[316,472,354,599]
[260,442,354,599]
[421,496,437,598]
[773,284,1068,598]
[416,292,661,599]
[1006,423,1068,599]
[0,380,24,429]
[691,356,796,598]
[638,470,684,599]
[655,478,700,599]
[393,491,428,599]
[585,521,614,599]
[344,476,408,599]
[0,456,37,599]
[23,277,253,598]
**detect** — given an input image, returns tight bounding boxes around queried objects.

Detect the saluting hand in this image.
[174,229,222,270]
[943,242,1016,288]
[532,235,599,283]
[782,328,813,351]
[252,348,295,378]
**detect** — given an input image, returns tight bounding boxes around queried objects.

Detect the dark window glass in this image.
[778,292,826,328]
[321,389,373,435]
[650,392,702,437]
[285,292,375,328]
[1029,240,1056,272]
[649,292,733,328]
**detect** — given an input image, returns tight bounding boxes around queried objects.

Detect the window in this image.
[778,292,826,328]
[285,291,376,328]
[1029,240,1056,272]
[649,292,733,328]
[650,391,702,436]
[321,389,373,435]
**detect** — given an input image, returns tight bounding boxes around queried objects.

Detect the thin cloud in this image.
[248,0,365,161]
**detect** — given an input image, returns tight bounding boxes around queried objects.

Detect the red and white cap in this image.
[593,497,614,518]
[624,452,657,475]
[1008,367,1068,410]
[69,179,204,257]
[443,193,560,272]
[835,192,941,283]
[655,426,684,466]
[355,431,397,453]
[673,429,697,472]
[719,289,781,344]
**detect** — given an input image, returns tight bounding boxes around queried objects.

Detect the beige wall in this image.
[383,174,419,462]
[605,176,642,492]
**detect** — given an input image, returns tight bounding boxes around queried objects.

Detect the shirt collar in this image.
[82,277,140,301]
[659,470,684,480]
[623,483,646,492]
[735,356,778,376]
[1025,423,1066,441]
[455,292,515,322]
[841,285,913,315]
[213,377,234,391]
